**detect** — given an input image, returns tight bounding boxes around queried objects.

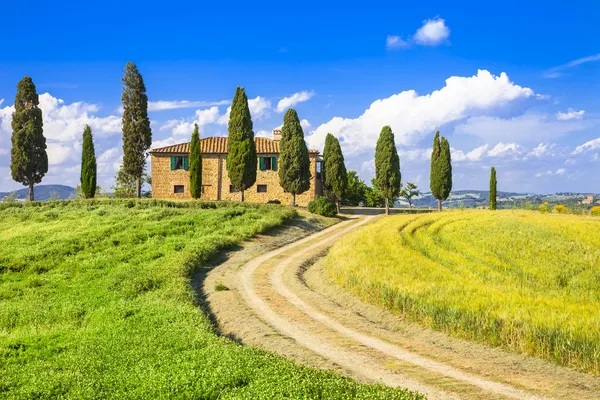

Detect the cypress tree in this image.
[10,76,48,201]
[189,123,203,199]
[278,109,310,206]
[323,133,348,213]
[121,62,152,198]
[227,87,257,201]
[430,131,452,211]
[490,167,497,211]
[80,125,97,198]
[374,126,401,215]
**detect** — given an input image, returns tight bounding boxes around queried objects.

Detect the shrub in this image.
[554,204,568,214]
[591,206,600,217]
[538,202,550,213]
[307,196,337,217]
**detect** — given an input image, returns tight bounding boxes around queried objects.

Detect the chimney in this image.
[272,128,282,141]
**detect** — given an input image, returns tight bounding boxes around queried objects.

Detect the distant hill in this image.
[402,190,598,209]
[0,185,77,201]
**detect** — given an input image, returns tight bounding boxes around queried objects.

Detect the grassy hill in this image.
[0,185,76,201]
[0,200,419,399]
[327,211,600,374]
[407,190,596,209]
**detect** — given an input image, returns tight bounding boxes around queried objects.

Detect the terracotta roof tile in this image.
[150,136,319,155]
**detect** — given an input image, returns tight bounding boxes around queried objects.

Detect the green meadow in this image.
[0,200,420,399]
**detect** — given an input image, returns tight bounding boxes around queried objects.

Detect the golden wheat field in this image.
[327,210,600,374]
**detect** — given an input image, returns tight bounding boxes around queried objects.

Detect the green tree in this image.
[10,76,48,201]
[323,133,348,213]
[430,131,452,211]
[121,62,152,198]
[278,109,311,206]
[342,170,367,206]
[399,182,420,208]
[189,123,203,199]
[227,87,257,201]
[490,166,497,210]
[112,165,137,198]
[80,125,97,198]
[374,126,401,215]
[364,179,386,208]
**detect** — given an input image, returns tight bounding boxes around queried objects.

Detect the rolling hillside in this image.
[0,185,76,201]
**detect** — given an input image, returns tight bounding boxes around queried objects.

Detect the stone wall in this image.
[151,153,320,206]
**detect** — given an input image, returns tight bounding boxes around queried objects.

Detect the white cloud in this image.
[487,142,525,158]
[306,70,534,155]
[300,119,311,131]
[255,130,272,138]
[414,18,450,46]
[148,100,229,112]
[452,144,489,162]
[400,148,430,162]
[572,137,600,154]
[276,91,314,112]
[528,143,556,157]
[47,143,74,166]
[387,18,450,50]
[455,113,592,143]
[556,168,566,175]
[536,168,567,177]
[544,53,600,78]
[386,35,409,50]
[556,108,585,121]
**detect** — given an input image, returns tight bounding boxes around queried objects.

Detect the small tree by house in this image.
[80,125,97,199]
[430,131,452,211]
[189,123,203,199]
[112,165,137,198]
[227,87,257,201]
[278,109,311,206]
[121,62,152,198]
[399,182,420,208]
[490,167,497,210]
[10,76,48,201]
[323,133,348,213]
[374,126,401,215]
[342,170,367,206]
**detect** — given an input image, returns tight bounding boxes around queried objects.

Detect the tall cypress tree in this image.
[323,133,348,213]
[430,131,453,211]
[278,109,310,206]
[121,62,152,198]
[374,126,401,215]
[189,123,203,199]
[490,166,497,211]
[80,125,97,198]
[227,87,257,201]
[10,76,48,201]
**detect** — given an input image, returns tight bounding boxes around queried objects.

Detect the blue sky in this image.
[1,0,599,194]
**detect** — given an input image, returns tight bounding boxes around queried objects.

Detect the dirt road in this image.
[199,215,600,400]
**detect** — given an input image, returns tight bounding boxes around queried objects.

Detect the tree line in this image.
[7,63,497,211]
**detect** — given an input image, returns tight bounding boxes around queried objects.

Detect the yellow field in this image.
[327,211,600,374]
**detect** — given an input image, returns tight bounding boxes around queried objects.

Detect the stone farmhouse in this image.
[150,129,324,206]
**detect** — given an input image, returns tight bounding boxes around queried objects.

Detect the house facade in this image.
[150,131,323,206]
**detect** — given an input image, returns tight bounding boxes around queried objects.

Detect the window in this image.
[316,161,323,179]
[174,185,185,194]
[229,185,240,193]
[170,156,189,170]
[259,156,278,171]
[257,184,267,193]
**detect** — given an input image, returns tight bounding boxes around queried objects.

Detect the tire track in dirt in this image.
[237,215,553,400]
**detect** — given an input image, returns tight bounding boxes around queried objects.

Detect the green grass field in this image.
[327,210,600,374]
[0,200,421,399]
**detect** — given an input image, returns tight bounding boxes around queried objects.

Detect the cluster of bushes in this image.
[307,196,337,217]
[538,202,600,216]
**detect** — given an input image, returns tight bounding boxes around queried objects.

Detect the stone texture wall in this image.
[151,154,222,200]
[151,153,319,206]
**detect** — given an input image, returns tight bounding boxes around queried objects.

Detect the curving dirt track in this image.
[198,215,600,400]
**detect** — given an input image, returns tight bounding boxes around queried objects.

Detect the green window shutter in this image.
[272,156,277,171]
[259,157,265,171]
[183,156,189,171]
[170,156,175,170]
